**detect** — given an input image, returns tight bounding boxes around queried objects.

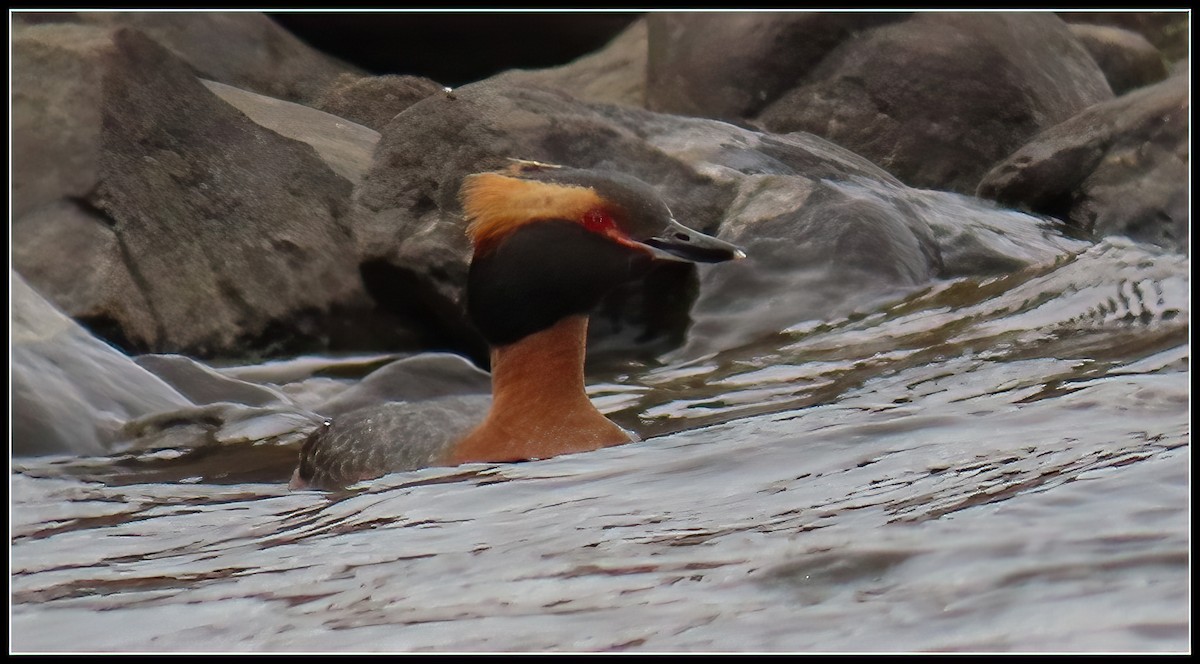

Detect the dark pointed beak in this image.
[638,219,746,264]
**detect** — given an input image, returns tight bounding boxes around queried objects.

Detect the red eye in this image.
[583,208,616,234]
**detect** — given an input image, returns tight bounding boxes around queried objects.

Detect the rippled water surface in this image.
[10,237,1190,653]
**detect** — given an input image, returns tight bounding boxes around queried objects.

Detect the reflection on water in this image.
[10,238,1190,652]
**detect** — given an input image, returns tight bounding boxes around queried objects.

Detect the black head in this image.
[460,162,744,347]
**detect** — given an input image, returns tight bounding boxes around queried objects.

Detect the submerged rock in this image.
[11,272,190,456]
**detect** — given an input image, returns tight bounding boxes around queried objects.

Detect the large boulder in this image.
[977,72,1188,253]
[754,13,1113,194]
[11,24,374,357]
[646,12,904,121]
[647,12,1114,195]
[1068,23,1169,96]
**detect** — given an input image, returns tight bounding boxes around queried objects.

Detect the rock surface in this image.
[492,17,648,108]
[11,271,191,456]
[978,73,1188,253]
[643,13,1116,195]
[1060,11,1189,62]
[1068,23,1168,96]
[752,12,1114,194]
[12,24,375,358]
[313,73,445,132]
[14,11,359,102]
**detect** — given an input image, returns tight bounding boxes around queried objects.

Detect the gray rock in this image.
[1069,23,1168,95]
[492,16,648,108]
[312,73,445,131]
[977,73,1188,253]
[11,23,108,220]
[135,354,290,407]
[11,199,156,347]
[202,79,380,185]
[753,12,1113,195]
[1060,11,1189,62]
[11,271,191,456]
[15,11,360,102]
[12,25,370,357]
[646,12,904,120]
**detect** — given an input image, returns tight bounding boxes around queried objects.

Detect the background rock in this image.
[1068,23,1168,95]
[1060,11,1189,62]
[646,12,905,121]
[11,25,386,358]
[312,73,445,131]
[492,17,648,108]
[751,12,1113,195]
[11,10,1178,370]
[14,11,359,102]
[977,73,1188,253]
[202,79,381,185]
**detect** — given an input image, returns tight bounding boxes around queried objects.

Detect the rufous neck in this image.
[487,315,592,413]
[447,314,631,464]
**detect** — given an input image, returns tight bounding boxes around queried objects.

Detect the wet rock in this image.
[11,271,191,456]
[312,73,445,132]
[134,354,290,407]
[752,13,1113,194]
[1068,23,1168,95]
[315,353,490,417]
[492,16,648,108]
[977,73,1188,253]
[12,24,372,357]
[14,11,360,102]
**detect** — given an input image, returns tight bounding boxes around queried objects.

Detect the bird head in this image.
[460,161,744,347]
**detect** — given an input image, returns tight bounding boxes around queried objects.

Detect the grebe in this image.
[291,162,743,489]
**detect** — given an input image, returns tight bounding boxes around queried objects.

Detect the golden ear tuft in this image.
[460,173,603,249]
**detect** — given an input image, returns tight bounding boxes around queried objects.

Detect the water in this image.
[9,236,1190,653]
